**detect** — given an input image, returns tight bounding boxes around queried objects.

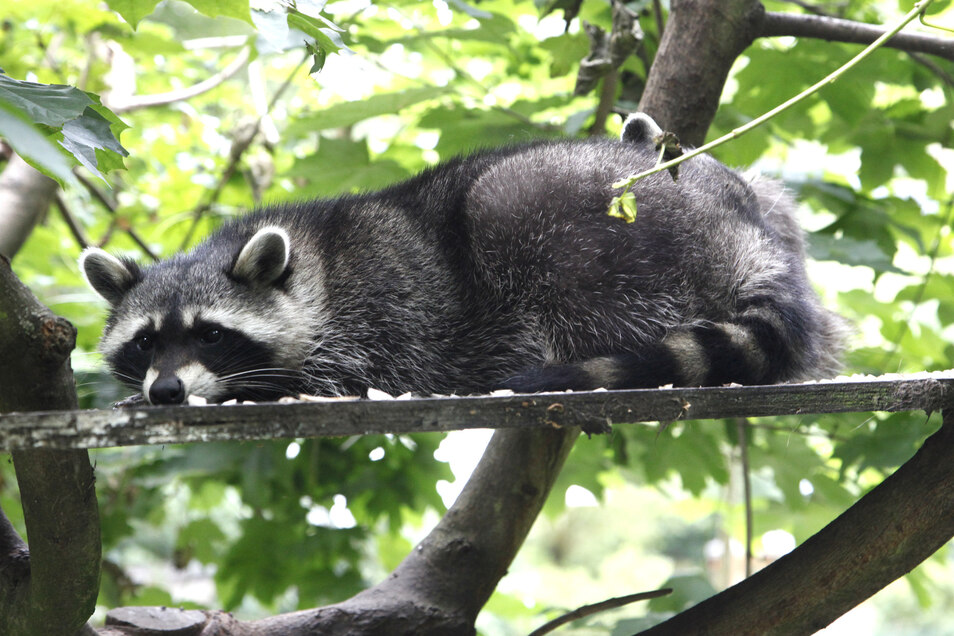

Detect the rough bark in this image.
[0,257,100,636]
[638,0,765,145]
[0,155,58,260]
[639,409,954,635]
[760,11,954,61]
[2,375,953,450]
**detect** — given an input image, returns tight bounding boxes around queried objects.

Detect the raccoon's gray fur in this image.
[80,113,846,405]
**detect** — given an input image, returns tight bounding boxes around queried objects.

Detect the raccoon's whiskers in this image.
[215,367,304,399]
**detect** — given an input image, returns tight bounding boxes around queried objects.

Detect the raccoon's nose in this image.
[149,377,186,405]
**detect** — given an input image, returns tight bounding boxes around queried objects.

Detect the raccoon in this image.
[79,114,845,405]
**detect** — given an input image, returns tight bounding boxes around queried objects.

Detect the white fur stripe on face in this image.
[186,303,313,365]
[142,367,158,400]
[143,361,218,404]
[175,361,219,401]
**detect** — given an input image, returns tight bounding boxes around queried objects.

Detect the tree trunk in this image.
[0,155,57,260]
[0,257,100,636]
[638,0,764,145]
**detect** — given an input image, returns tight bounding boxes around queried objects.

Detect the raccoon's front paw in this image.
[113,393,147,408]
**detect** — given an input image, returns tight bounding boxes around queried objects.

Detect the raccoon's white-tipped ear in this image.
[79,247,142,307]
[232,226,290,287]
[621,112,663,144]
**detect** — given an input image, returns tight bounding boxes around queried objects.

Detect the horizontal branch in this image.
[109,47,251,114]
[1,374,952,451]
[760,11,954,61]
[639,409,954,635]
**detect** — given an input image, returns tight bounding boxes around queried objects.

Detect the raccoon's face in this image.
[80,227,314,405]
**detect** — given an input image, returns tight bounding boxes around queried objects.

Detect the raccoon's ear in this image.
[620,112,663,144]
[79,248,142,307]
[232,226,290,287]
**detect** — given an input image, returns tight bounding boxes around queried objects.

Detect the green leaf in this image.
[0,75,127,181]
[253,2,348,57]
[184,0,252,25]
[0,101,77,186]
[834,412,938,474]
[648,573,717,613]
[608,190,638,222]
[287,11,347,56]
[59,106,129,182]
[177,518,228,563]
[106,0,162,28]
[0,74,94,127]
[285,137,410,197]
[289,86,448,134]
[806,233,902,274]
[418,106,559,157]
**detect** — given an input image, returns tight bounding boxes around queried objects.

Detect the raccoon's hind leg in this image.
[501,302,804,392]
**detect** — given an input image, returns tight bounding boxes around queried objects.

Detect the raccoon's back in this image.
[208,135,845,395]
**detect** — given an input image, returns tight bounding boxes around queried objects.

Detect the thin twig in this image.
[590,68,619,136]
[736,417,753,578]
[72,170,158,260]
[613,1,935,193]
[53,193,90,249]
[178,53,308,250]
[778,0,849,18]
[652,0,665,37]
[527,588,672,636]
[111,47,252,113]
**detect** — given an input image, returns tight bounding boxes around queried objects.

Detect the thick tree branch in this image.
[0,258,100,636]
[638,2,954,146]
[638,0,765,145]
[639,409,954,635]
[761,11,954,61]
[104,428,580,635]
[0,155,58,260]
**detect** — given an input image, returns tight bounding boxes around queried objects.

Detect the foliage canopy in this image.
[2,0,954,632]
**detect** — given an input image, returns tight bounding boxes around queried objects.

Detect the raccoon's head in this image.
[79,227,314,405]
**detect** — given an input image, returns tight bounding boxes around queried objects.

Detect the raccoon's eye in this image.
[199,327,223,345]
[134,334,154,352]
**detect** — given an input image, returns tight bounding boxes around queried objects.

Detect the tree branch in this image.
[528,588,672,636]
[104,427,581,635]
[3,375,951,451]
[638,0,765,145]
[760,11,954,61]
[736,417,754,578]
[177,52,307,250]
[639,409,954,635]
[0,258,100,636]
[72,170,159,260]
[0,155,58,260]
[109,47,252,114]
